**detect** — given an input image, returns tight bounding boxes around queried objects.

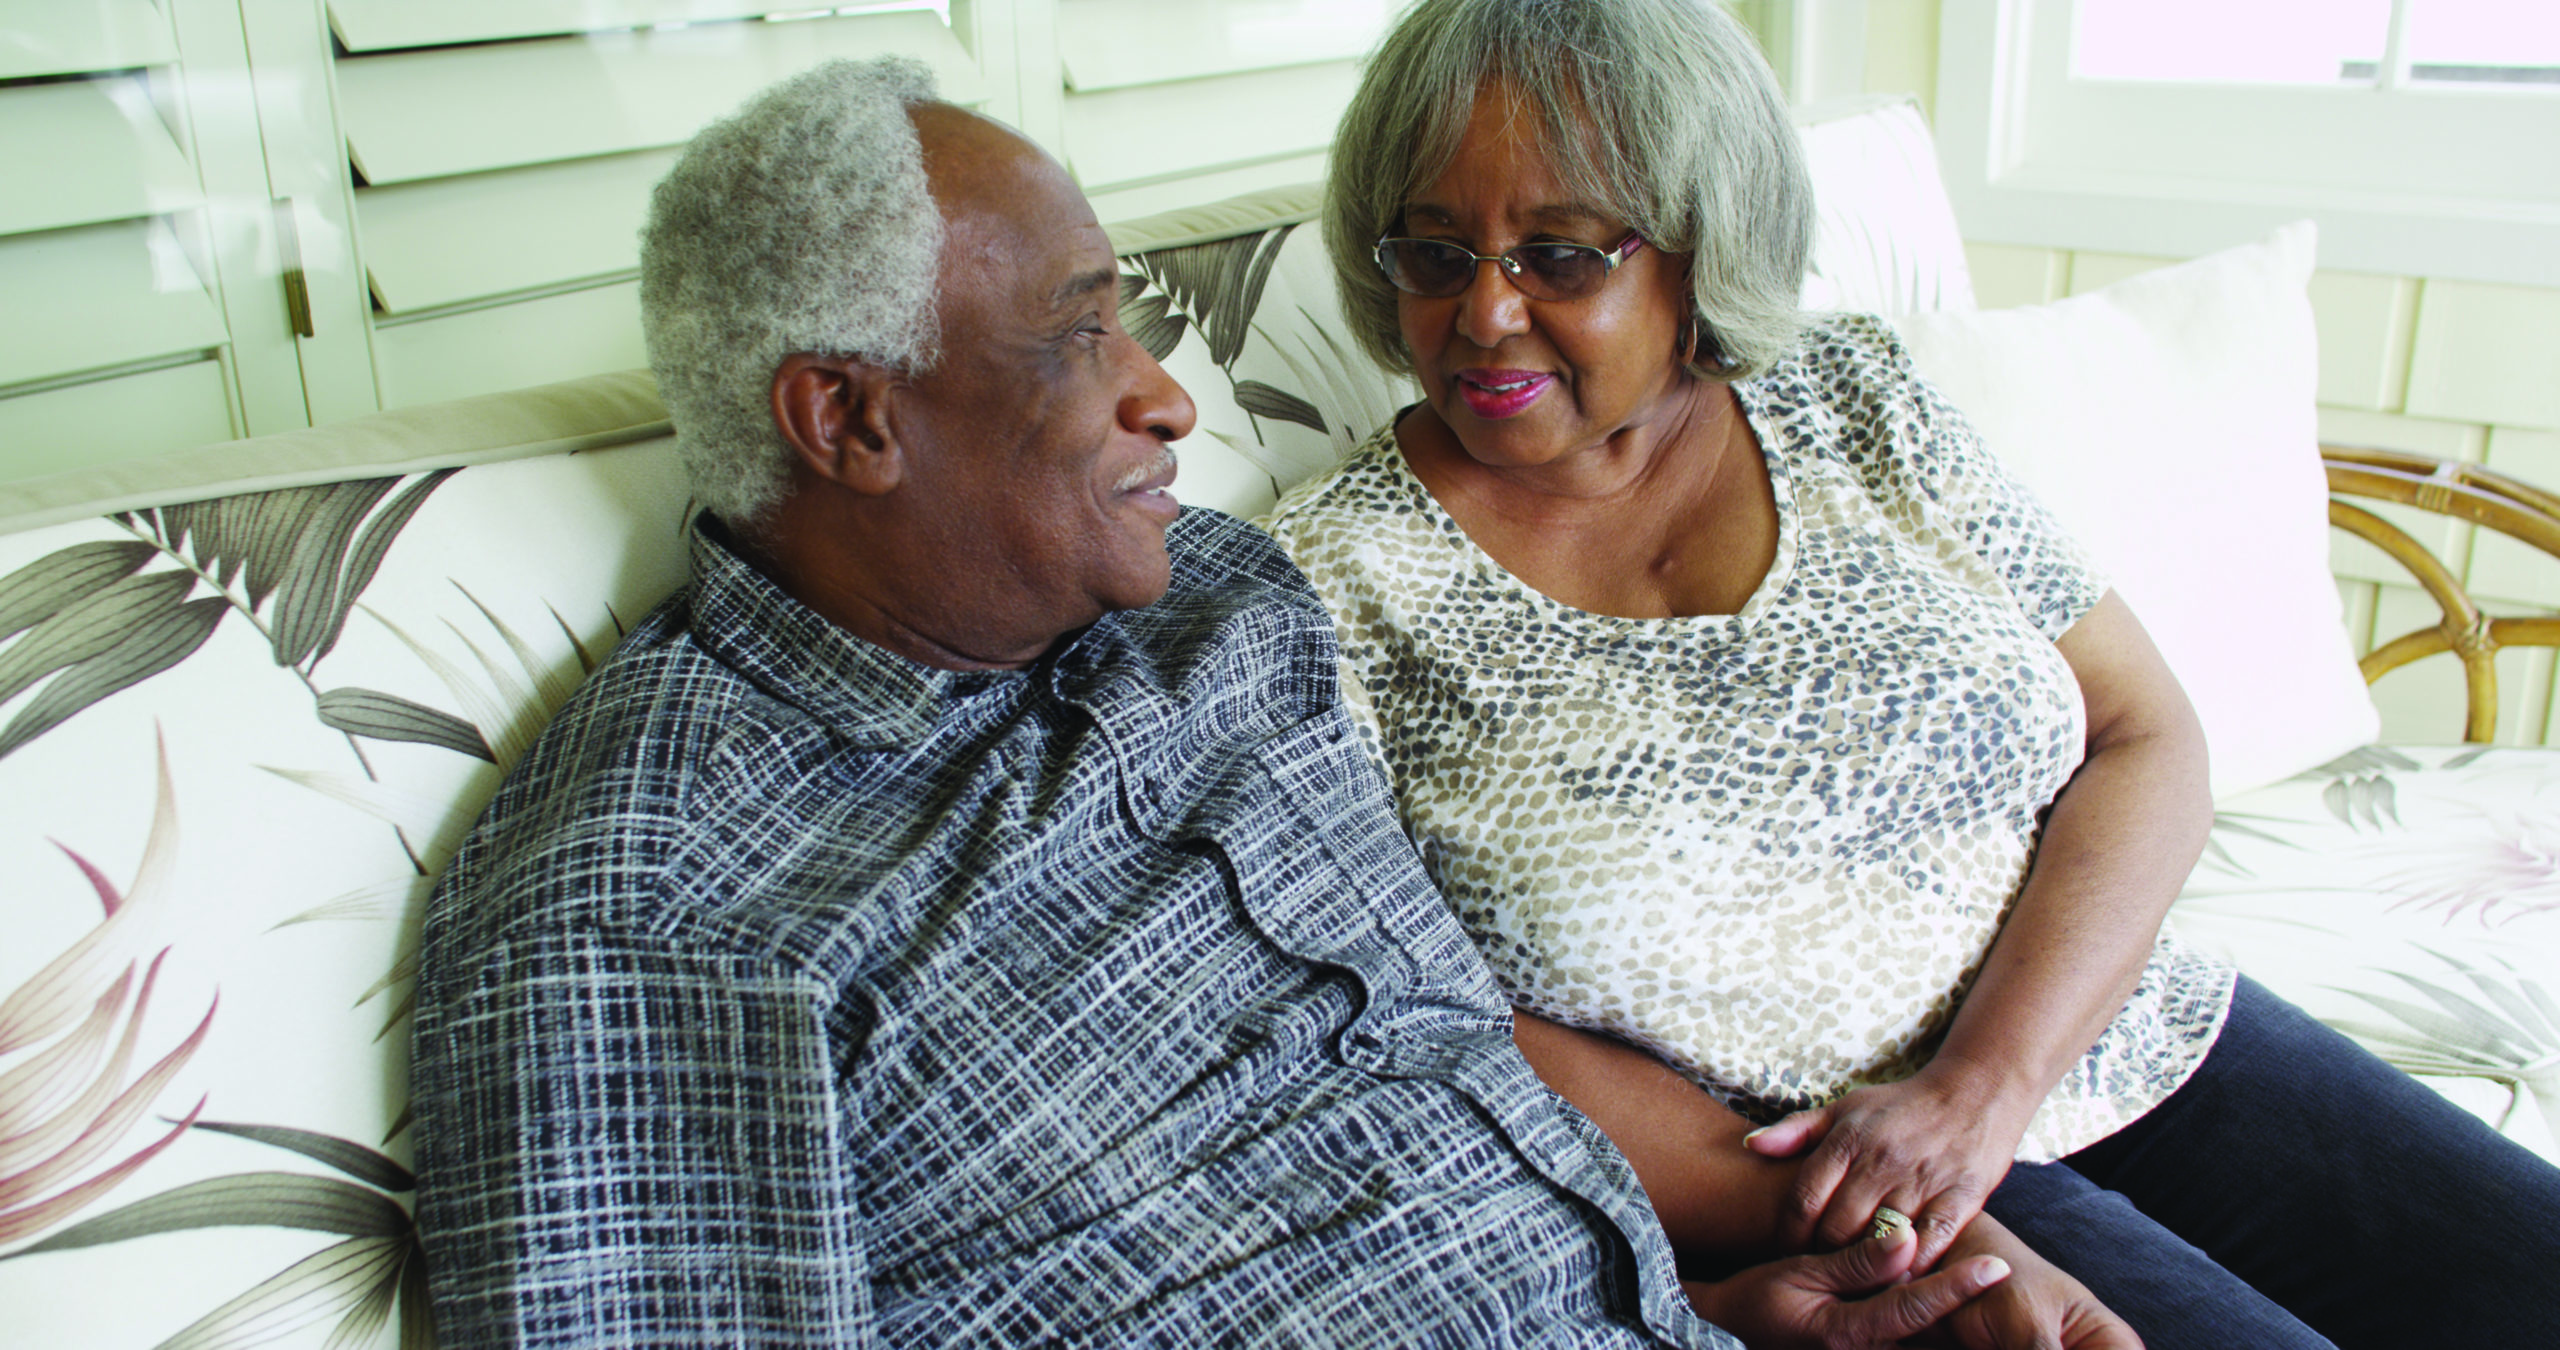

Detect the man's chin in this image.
[1100,543,1175,614]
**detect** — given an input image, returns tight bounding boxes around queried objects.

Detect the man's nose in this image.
[1122,340,1198,443]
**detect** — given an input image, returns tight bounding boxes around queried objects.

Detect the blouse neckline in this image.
[1376,379,1802,638]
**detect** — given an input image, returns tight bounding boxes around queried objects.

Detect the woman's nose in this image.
[1454,260,1532,348]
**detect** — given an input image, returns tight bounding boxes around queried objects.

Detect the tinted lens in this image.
[1510,243,1606,297]
[1375,238,1611,300]
[1378,239,1477,296]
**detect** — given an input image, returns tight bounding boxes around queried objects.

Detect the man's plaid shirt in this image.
[409,509,1729,1348]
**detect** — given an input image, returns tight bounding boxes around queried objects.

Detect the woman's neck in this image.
[1398,378,1779,619]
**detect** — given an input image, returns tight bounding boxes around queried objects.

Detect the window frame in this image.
[1931,0,2560,285]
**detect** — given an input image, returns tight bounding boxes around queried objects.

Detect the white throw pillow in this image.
[1892,222,2379,798]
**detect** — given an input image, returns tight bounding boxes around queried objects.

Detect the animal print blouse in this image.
[1262,315,2235,1160]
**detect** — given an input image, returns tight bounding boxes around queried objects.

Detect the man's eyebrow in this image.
[1049,266,1119,311]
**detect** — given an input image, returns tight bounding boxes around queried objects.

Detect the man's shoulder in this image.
[1101,508,1343,715]
[420,589,816,958]
[1163,504,1301,588]
[1148,506,1334,645]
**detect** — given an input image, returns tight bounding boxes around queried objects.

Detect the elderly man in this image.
[409,58,2091,1348]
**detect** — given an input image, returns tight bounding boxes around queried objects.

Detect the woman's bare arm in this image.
[1513,1010,1803,1257]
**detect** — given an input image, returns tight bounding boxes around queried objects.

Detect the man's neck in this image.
[712,511,1064,672]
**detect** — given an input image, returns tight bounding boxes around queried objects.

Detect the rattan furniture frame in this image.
[2325,445,2560,742]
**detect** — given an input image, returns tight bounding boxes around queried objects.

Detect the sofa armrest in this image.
[2325,444,2560,741]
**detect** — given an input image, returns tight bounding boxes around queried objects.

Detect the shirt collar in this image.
[681,516,1032,751]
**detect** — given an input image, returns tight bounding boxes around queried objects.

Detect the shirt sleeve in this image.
[411,922,873,1348]
[1830,315,2109,641]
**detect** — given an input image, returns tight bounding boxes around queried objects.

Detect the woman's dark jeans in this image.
[1987,976,2560,1350]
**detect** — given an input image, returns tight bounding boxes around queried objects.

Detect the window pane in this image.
[2072,0,2390,85]
[2405,0,2560,89]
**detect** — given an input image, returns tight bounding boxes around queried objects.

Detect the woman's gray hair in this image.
[640,57,945,527]
[1326,0,1812,382]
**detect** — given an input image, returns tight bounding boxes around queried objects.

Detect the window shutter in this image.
[1054,0,1404,222]
[327,3,985,409]
[4,0,1425,480]
[0,0,238,480]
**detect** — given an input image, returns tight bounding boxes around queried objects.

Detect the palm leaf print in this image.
[2371,810,2560,925]
[2192,809,2308,877]
[6,1121,432,1350]
[1126,224,1307,376]
[0,735,215,1249]
[2296,745,2420,831]
[0,472,456,763]
[1233,380,1326,433]
[2329,951,2560,1139]
[1132,224,1298,368]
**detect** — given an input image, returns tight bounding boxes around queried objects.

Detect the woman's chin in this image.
[1442,410,1574,471]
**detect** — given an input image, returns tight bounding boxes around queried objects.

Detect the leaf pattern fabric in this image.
[0,473,461,766]
[1116,218,1417,514]
[0,440,693,1347]
[2175,745,2560,1160]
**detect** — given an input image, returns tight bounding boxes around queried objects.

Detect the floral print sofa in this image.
[1,97,2551,1349]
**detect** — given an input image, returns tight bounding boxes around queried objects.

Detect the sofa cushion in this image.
[1109,185,1419,520]
[2172,745,2560,1163]
[1891,223,2381,799]
[0,427,689,1343]
[1795,94,1977,317]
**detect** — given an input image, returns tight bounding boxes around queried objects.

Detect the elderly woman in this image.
[1263,1,2560,1346]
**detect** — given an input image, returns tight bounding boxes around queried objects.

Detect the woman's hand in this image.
[1682,1224,2016,1349]
[1746,1063,2037,1268]
[1907,1213,2143,1350]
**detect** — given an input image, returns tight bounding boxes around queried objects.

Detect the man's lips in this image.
[1116,449,1180,521]
[1455,369,1552,419]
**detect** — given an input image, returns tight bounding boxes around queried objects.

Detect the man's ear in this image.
[771,353,905,495]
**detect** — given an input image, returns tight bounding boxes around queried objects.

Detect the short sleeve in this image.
[1814,315,2109,642]
[411,924,875,1348]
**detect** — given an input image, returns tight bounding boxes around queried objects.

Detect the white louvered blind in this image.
[328,1,987,409]
[0,0,236,479]
[1055,0,1404,222]
[5,0,1434,480]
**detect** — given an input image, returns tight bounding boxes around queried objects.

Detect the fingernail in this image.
[1977,1257,2012,1282]
[1742,1126,1769,1143]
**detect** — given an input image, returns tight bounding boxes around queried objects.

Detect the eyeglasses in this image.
[1372,232,1646,301]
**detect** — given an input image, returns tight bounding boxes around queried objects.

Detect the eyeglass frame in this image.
[1370,231,1649,301]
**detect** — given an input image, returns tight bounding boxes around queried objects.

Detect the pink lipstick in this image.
[1456,369,1552,419]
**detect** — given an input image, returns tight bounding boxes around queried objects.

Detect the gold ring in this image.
[1870,1206,1913,1242]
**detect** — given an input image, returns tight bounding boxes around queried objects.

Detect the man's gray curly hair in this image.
[640,56,945,527]
[1326,0,1812,382]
